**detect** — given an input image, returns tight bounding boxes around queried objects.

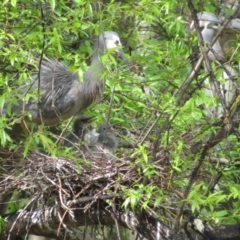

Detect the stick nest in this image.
[0,144,168,214]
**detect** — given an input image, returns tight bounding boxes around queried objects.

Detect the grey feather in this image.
[193,12,240,61]
[96,124,118,152]
[191,12,240,118]
[63,119,118,160]
[87,123,118,160]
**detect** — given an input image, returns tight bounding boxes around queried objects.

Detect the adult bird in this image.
[204,65,238,118]
[191,12,240,118]
[191,12,224,61]
[3,31,128,126]
[192,12,240,61]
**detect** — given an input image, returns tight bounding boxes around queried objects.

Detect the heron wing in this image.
[36,58,81,118]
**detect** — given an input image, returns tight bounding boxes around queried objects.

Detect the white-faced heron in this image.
[191,12,224,61]
[4,31,128,126]
[192,12,240,61]
[191,12,240,118]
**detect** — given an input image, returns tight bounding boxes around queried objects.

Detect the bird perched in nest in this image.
[63,117,118,160]
[2,31,128,126]
[94,123,118,159]
[62,116,94,148]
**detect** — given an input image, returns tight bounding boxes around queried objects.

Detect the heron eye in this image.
[115,40,119,45]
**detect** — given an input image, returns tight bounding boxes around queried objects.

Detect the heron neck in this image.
[92,49,105,66]
[202,26,215,43]
[82,52,106,105]
[90,56,105,72]
[84,49,106,83]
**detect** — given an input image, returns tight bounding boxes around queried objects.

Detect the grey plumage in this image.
[27,236,53,240]
[204,65,238,118]
[192,12,240,61]
[191,12,240,118]
[193,12,224,61]
[225,18,240,33]
[96,124,118,153]
[63,119,118,160]
[86,123,118,160]
[4,31,127,126]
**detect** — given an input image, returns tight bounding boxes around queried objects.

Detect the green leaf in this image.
[214,210,229,218]
[11,0,17,7]
[49,0,56,11]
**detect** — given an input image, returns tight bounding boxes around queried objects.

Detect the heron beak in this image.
[206,22,220,29]
[79,115,96,124]
[118,48,129,66]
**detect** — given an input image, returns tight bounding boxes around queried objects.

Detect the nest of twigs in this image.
[0,144,169,217]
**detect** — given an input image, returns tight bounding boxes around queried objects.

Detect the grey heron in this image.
[192,12,240,61]
[191,12,240,118]
[204,65,238,118]
[191,12,224,61]
[3,31,128,126]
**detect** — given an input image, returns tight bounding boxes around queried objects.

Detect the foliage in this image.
[1,0,240,239]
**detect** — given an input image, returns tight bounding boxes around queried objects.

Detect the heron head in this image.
[97,123,113,134]
[97,123,118,150]
[190,12,219,30]
[97,31,128,66]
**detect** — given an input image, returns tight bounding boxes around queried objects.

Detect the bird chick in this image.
[63,119,118,161]
[62,116,94,148]
[88,123,118,160]
[97,124,118,153]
